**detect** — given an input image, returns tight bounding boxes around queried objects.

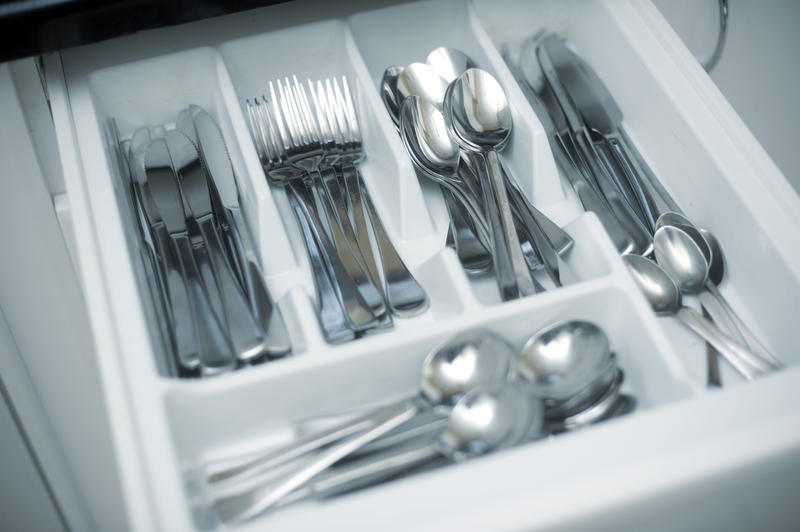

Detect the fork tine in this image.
[283,76,308,146]
[331,77,351,145]
[257,97,279,165]
[317,80,342,147]
[341,76,362,144]
[307,78,332,145]
[269,81,292,153]
[246,99,267,162]
[276,78,299,147]
[293,75,319,143]
[325,78,350,148]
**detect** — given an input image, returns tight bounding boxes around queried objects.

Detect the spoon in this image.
[382,65,492,274]
[519,320,628,425]
[425,46,570,285]
[653,224,780,375]
[655,213,783,371]
[216,381,543,518]
[444,68,537,300]
[399,95,492,249]
[380,66,404,127]
[205,328,517,518]
[623,254,768,381]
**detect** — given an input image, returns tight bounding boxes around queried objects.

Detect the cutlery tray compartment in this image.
[46,0,800,529]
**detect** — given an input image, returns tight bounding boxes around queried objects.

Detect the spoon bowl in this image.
[444,68,512,152]
[426,46,475,84]
[519,320,612,403]
[623,254,682,315]
[442,380,543,460]
[397,62,449,108]
[399,95,461,181]
[653,225,710,294]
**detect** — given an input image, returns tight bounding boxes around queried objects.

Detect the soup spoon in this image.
[266,381,545,507]
[205,328,517,518]
[519,320,630,427]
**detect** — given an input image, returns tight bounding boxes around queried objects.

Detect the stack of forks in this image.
[246,76,428,343]
[111,105,291,377]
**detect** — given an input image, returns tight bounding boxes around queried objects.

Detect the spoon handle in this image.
[704,285,783,370]
[675,306,769,381]
[472,150,537,299]
[305,440,441,500]
[212,400,419,524]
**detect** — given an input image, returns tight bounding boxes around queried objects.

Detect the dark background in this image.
[0,0,287,62]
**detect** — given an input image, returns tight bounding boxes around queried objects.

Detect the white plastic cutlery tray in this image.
[44,0,800,530]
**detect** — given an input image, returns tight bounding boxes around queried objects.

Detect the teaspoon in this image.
[444,68,538,299]
[623,254,768,380]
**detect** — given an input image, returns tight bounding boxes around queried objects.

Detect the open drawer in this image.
[42,0,800,530]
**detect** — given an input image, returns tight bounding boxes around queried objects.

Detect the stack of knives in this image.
[111,105,291,378]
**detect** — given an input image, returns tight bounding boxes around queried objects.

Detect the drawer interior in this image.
[49,0,800,529]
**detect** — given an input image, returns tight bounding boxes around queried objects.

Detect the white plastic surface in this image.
[44,0,800,530]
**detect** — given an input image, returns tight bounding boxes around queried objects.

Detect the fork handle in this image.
[359,175,429,317]
[290,181,377,332]
[287,183,354,343]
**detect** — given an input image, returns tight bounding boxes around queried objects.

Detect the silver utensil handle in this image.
[312,176,386,326]
[225,207,292,357]
[286,183,356,343]
[704,284,783,370]
[340,165,383,289]
[472,150,536,300]
[676,306,767,381]
[308,440,440,499]
[554,134,637,255]
[197,215,267,362]
[572,130,653,255]
[172,233,236,374]
[442,187,493,274]
[501,159,574,256]
[206,405,388,487]
[501,167,561,287]
[701,304,722,388]
[362,185,429,317]
[213,400,419,524]
[151,224,200,373]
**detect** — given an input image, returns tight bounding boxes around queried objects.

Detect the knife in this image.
[144,138,236,375]
[177,106,292,358]
[164,130,270,363]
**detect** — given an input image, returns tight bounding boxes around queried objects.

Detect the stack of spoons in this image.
[192,320,634,525]
[381,47,575,301]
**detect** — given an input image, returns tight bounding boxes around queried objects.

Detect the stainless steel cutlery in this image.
[113,106,291,377]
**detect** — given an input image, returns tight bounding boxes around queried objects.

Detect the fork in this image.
[247,86,379,338]
[313,77,428,317]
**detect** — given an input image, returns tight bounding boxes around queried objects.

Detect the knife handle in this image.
[172,233,236,375]
[197,215,269,363]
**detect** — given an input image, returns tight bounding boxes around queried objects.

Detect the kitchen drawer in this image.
[37,0,800,529]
